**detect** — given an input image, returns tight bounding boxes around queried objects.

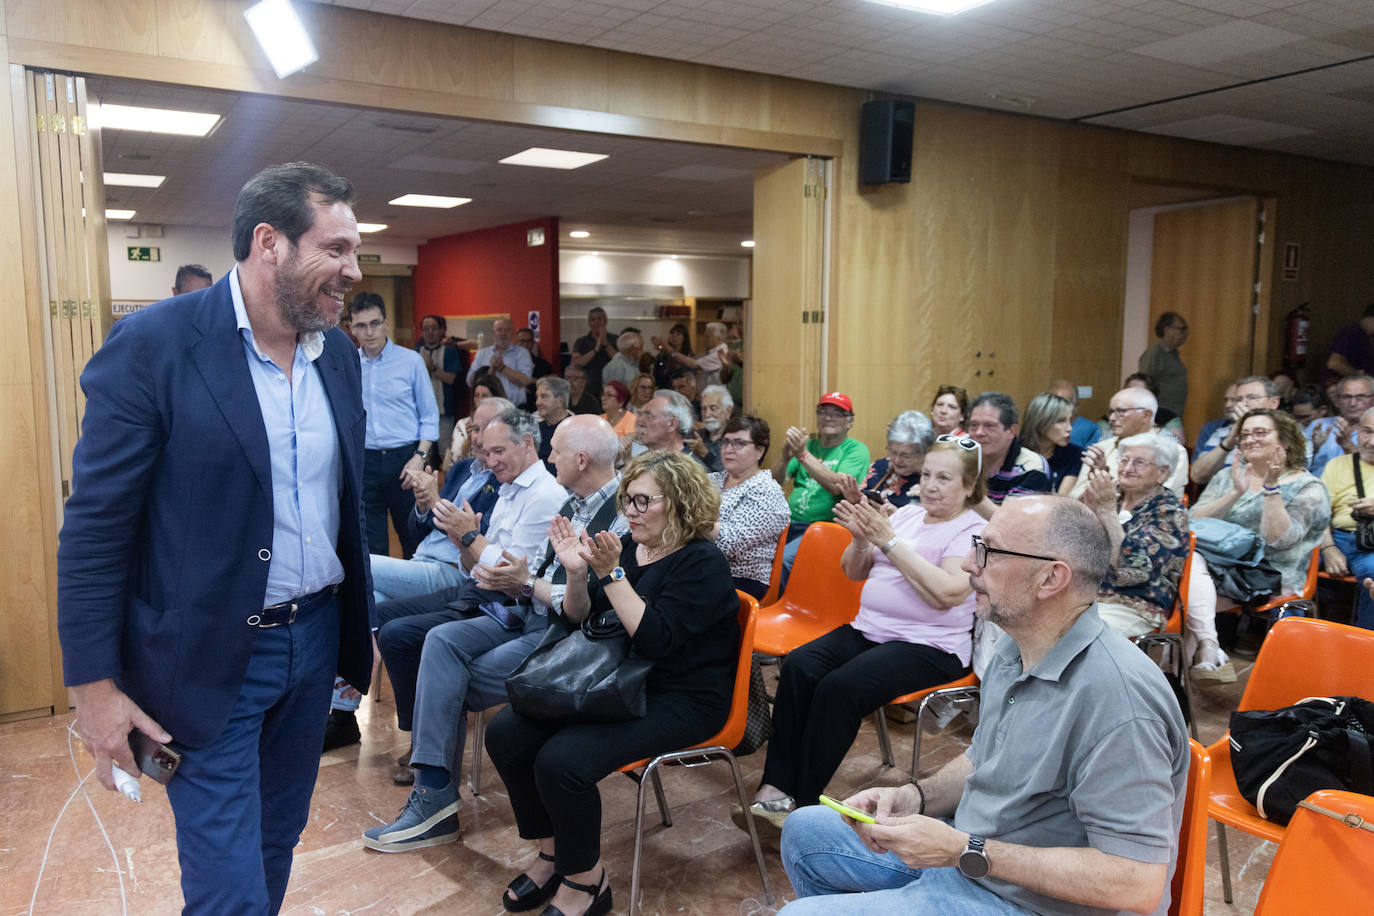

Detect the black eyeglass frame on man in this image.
[970,533,1058,569]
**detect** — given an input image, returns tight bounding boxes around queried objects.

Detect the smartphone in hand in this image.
[819,794,875,824]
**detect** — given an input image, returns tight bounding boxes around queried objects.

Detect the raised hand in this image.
[783,426,808,460]
[581,529,624,578]
[837,473,864,505]
[832,498,869,543]
[549,516,587,574]
[1082,467,1118,513]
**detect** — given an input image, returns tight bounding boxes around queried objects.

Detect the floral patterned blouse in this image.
[710,469,792,585]
[1099,490,1188,621]
[1197,469,1331,594]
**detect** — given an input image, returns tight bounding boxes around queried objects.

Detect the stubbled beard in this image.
[273,251,338,333]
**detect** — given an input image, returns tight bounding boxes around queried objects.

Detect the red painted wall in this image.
[413,216,560,362]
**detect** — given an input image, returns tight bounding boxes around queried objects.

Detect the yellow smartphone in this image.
[818,794,875,824]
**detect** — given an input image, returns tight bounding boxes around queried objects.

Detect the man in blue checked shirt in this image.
[352,292,440,560]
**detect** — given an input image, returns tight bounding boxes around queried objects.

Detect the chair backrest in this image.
[1297,544,1320,599]
[757,527,790,607]
[1169,739,1210,916]
[766,521,863,622]
[1253,789,1374,914]
[1238,617,1374,713]
[715,591,760,749]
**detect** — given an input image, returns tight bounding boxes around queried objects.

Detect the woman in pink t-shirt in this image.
[732,437,986,837]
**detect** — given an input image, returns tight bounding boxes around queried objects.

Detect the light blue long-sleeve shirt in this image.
[359,339,439,449]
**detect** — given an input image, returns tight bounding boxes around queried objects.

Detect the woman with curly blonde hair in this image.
[486,450,740,916]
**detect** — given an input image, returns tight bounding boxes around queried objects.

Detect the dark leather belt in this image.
[248,585,339,628]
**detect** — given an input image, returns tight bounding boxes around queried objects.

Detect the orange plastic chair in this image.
[1252,544,1321,615]
[1204,617,1374,902]
[756,527,790,608]
[1252,789,1374,914]
[614,592,774,916]
[1170,740,1210,916]
[753,521,863,657]
[875,672,979,776]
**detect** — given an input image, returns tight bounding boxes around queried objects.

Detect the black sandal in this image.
[539,870,611,916]
[503,851,561,913]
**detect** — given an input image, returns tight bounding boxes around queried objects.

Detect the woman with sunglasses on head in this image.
[485,451,740,916]
[732,437,985,838]
[709,416,791,598]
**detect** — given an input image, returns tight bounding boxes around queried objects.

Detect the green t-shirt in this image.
[786,437,871,524]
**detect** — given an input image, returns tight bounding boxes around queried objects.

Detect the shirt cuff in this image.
[477,542,503,567]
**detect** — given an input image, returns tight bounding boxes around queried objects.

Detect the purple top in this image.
[1325,321,1374,379]
[851,505,985,665]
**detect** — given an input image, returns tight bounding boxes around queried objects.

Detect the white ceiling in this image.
[321,0,1374,167]
[87,77,784,254]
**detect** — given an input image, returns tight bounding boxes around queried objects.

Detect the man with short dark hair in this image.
[417,314,466,459]
[1138,311,1189,418]
[779,496,1188,916]
[516,326,554,409]
[172,263,214,296]
[58,162,374,914]
[564,363,601,414]
[966,392,1050,518]
[352,292,439,561]
[671,365,702,418]
[570,305,616,395]
[1323,302,1374,380]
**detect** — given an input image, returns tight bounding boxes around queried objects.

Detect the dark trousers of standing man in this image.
[363,444,421,559]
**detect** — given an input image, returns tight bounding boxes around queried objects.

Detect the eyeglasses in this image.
[971,534,1058,570]
[1170,324,1189,332]
[936,434,981,473]
[1107,406,1147,416]
[720,436,756,451]
[816,408,849,419]
[1238,428,1275,441]
[620,493,665,514]
[1335,392,1374,401]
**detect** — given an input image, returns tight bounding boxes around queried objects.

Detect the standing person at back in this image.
[417,313,466,462]
[570,305,617,396]
[773,392,871,584]
[467,316,534,404]
[57,161,375,914]
[352,292,439,560]
[1138,311,1189,420]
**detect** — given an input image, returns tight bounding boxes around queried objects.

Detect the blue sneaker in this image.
[362,783,460,852]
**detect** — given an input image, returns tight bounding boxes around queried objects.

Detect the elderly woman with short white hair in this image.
[841,410,935,512]
[1079,431,1189,638]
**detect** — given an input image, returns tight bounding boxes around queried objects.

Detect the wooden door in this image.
[1149,198,1261,441]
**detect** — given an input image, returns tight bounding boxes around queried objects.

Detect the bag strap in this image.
[1354,452,1366,499]
[1296,798,1374,834]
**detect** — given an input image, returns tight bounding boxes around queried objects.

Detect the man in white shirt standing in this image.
[467,316,535,404]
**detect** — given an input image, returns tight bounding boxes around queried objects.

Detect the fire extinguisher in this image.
[1284,303,1310,370]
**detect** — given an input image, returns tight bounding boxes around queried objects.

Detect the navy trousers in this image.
[363,444,421,559]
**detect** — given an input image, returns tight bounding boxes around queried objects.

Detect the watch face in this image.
[611,566,625,581]
[958,848,990,879]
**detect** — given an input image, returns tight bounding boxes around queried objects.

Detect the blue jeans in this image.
[166,596,339,914]
[1331,529,1374,629]
[780,806,1032,915]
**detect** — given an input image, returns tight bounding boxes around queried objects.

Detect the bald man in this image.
[468,316,534,403]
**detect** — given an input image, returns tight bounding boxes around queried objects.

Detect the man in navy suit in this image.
[57,162,375,914]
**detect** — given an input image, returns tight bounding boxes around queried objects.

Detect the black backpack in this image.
[1230,696,1374,825]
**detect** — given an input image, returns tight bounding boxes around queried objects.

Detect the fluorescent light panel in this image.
[104,172,165,188]
[499,147,608,170]
[96,104,221,136]
[105,209,136,220]
[388,194,471,208]
[740,240,756,248]
[244,0,319,78]
[356,223,388,233]
[569,230,591,238]
[866,0,996,15]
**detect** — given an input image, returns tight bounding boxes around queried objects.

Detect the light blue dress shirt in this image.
[359,339,440,449]
[229,269,344,607]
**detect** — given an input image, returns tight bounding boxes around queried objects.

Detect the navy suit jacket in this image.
[405,456,499,545]
[56,274,375,748]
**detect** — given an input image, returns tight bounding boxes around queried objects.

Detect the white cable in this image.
[28,726,129,915]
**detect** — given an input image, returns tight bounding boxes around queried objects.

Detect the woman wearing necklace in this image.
[485,451,740,916]
[1193,408,1330,610]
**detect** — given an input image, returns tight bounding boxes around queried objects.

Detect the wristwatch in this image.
[957,834,990,879]
[460,529,480,549]
[413,448,428,460]
[519,574,537,598]
[598,566,626,586]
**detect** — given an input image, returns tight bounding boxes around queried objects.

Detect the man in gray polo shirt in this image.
[779,496,1189,916]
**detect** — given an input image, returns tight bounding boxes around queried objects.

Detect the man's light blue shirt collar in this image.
[230,266,326,362]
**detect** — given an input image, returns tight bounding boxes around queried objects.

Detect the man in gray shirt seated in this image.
[779,495,1189,916]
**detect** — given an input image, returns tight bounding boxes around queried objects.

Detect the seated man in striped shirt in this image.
[966,391,1051,519]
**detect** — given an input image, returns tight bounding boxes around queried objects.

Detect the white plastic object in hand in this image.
[111,764,142,803]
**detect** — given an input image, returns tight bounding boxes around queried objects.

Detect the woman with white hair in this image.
[844,410,935,511]
[1080,431,1189,637]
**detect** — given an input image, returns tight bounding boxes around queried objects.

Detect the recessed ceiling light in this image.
[569,230,591,239]
[104,172,165,188]
[499,147,609,170]
[356,223,388,233]
[95,104,221,136]
[244,0,319,78]
[670,255,679,260]
[590,251,600,256]
[866,0,996,15]
[740,240,756,248]
[105,209,136,220]
[388,194,471,208]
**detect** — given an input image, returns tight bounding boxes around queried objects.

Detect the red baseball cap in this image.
[817,392,853,413]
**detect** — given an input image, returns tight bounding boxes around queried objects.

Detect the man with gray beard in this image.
[697,384,732,472]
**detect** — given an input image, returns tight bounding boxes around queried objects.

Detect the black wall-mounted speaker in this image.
[859,99,915,185]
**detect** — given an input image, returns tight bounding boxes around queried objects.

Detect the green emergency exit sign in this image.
[127,246,160,262]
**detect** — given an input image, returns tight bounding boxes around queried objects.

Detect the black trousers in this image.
[484,692,728,875]
[363,444,421,559]
[760,623,965,806]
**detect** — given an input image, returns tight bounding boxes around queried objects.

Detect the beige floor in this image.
[4,640,1272,916]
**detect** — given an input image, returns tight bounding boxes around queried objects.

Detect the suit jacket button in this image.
[258,548,271,561]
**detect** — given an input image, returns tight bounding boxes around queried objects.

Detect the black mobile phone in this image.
[861,488,885,503]
[130,730,182,785]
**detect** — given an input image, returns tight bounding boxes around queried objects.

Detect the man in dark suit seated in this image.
[57,162,375,914]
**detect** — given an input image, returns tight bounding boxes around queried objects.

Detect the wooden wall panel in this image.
[5,0,156,56]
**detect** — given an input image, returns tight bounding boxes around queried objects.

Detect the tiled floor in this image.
[4,644,1272,915]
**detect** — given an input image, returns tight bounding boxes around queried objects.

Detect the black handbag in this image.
[505,608,654,723]
[730,655,773,756]
[1349,454,1374,552]
[1230,695,1374,825]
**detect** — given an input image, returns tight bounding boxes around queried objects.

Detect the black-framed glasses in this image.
[971,534,1058,570]
[719,436,756,451]
[620,493,665,514]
